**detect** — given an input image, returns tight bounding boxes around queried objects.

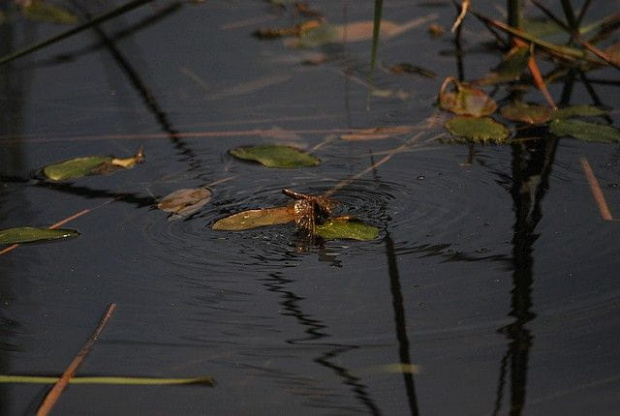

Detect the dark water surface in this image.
[1,1,620,415]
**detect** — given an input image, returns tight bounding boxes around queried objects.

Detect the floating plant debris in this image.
[158,187,213,219]
[229,145,320,168]
[439,77,497,117]
[42,148,145,181]
[0,227,79,245]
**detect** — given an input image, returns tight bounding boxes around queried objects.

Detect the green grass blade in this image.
[0,0,153,66]
[0,375,215,386]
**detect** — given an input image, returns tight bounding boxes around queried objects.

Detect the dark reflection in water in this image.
[264,272,381,415]
[493,130,559,415]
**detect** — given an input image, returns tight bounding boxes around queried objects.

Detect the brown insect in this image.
[282,189,338,239]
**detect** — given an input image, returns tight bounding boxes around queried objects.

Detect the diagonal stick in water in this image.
[580,157,614,221]
[36,303,117,416]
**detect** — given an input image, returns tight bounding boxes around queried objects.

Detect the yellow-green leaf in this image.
[43,155,112,181]
[549,119,620,143]
[445,116,510,143]
[552,105,608,119]
[500,101,551,125]
[315,218,379,241]
[0,227,79,245]
[42,149,144,181]
[0,375,214,386]
[439,78,497,117]
[229,145,320,168]
[212,207,295,231]
[22,1,78,24]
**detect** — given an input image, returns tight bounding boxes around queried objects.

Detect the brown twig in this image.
[36,303,117,416]
[580,157,614,221]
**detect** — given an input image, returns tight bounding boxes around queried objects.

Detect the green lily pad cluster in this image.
[439,76,620,144]
[229,144,320,168]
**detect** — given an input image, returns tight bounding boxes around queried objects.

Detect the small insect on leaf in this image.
[0,227,79,245]
[42,148,145,181]
[445,116,510,143]
[229,145,320,168]
[212,207,296,231]
[158,187,213,219]
[439,77,497,117]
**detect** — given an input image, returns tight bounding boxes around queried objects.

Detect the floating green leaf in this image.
[552,105,608,119]
[500,101,551,125]
[439,77,497,117]
[42,148,145,181]
[477,46,530,85]
[0,375,214,386]
[549,119,620,143]
[212,207,295,231]
[43,155,112,181]
[229,145,320,168]
[158,187,212,219]
[315,218,379,241]
[22,1,79,24]
[445,116,510,143]
[0,227,79,245]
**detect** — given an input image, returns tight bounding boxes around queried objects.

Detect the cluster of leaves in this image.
[438,76,618,144]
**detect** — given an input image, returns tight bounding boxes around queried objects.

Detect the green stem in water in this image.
[0,0,153,66]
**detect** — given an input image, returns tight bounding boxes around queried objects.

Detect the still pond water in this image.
[1,0,620,415]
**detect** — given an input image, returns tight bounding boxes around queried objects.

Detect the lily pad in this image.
[552,105,608,119]
[477,46,530,86]
[445,116,510,143]
[549,119,620,143]
[500,101,551,125]
[439,77,497,117]
[212,207,295,231]
[0,227,79,245]
[158,187,212,219]
[315,218,379,241]
[42,148,145,181]
[229,145,320,168]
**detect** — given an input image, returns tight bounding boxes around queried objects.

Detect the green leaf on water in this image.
[477,46,530,86]
[315,218,379,241]
[0,375,214,386]
[43,155,112,181]
[500,101,551,125]
[42,148,145,181]
[212,207,295,231]
[445,116,510,143]
[22,1,79,24]
[229,145,320,168]
[549,119,620,143]
[552,105,608,119]
[439,77,497,117]
[0,227,79,245]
